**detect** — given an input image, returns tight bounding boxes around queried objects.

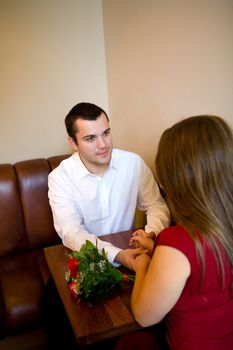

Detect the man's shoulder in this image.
[112,148,142,162]
[49,153,76,178]
[111,149,145,172]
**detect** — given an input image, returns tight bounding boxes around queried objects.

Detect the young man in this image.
[48,102,170,269]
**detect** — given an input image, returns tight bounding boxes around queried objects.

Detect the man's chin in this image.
[99,157,111,165]
[97,152,111,162]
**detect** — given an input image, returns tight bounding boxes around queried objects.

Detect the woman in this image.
[129,115,233,350]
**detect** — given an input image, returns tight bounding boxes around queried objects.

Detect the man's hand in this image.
[114,248,147,270]
[129,229,155,254]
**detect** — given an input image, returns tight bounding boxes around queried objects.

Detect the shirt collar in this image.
[109,153,117,170]
[73,152,90,179]
[74,151,117,180]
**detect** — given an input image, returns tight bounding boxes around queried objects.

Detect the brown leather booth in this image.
[0,154,69,345]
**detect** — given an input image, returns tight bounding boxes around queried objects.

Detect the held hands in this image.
[132,252,151,273]
[114,230,155,270]
[129,229,155,255]
[114,248,148,271]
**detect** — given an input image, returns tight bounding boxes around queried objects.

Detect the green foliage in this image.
[65,240,134,305]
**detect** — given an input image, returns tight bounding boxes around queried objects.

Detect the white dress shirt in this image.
[48,149,170,264]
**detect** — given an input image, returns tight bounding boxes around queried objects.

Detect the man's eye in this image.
[104,130,110,136]
[85,136,95,142]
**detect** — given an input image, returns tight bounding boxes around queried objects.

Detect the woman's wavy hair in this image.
[155,115,233,286]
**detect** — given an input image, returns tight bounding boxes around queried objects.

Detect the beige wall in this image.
[0,0,108,163]
[102,0,233,169]
[1,0,233,167]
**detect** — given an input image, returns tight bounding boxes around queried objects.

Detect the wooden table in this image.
[44,230,141,346]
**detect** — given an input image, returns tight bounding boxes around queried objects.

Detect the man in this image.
[48,102,170,269]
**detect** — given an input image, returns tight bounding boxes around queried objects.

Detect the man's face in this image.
[69,113,113,175]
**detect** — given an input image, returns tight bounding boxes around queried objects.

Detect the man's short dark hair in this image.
[65,102,109,142]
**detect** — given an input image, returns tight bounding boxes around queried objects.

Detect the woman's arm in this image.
[131,245,190,327]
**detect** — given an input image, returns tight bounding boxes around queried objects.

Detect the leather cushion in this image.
[0,164,27,257]
[15,159,59,248]
[0,249,50,336]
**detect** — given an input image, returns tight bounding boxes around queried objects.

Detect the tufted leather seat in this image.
[0,154,69,341]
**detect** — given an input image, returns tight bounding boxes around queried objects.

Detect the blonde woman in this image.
[120,115,233,350]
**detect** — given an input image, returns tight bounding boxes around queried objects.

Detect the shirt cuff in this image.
[104,245,122,267]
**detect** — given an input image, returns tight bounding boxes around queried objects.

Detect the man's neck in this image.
[79,155,109,176]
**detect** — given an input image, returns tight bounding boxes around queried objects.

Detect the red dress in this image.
[156,225,233,350]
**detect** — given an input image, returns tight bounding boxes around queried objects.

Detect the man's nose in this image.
[96,137,106,148]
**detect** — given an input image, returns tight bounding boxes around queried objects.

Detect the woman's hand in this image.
[114,247,148,270]
[129,229,155,254]
[132,252,151,272]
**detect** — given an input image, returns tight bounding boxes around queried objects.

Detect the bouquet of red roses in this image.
[65,240,134,304]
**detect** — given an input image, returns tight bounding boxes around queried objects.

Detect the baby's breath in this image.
[89,262,95,271]
[65,240,134,305]
[98,260,107,272]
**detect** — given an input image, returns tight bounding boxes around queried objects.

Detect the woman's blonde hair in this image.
[155,115,233,285]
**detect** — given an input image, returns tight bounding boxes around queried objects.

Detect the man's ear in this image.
[68,137,78,151]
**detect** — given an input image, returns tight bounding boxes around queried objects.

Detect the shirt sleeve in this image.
[48,171,121,265]
[136,159,170,235]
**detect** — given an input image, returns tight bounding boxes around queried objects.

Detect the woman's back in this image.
[156,225,233,350]
[130,115,233,350]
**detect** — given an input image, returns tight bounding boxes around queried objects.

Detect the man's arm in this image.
[48,172,122,265]
[137,160,170,235]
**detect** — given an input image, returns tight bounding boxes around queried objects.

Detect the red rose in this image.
[68,257,79,278]
[68,281,79,297]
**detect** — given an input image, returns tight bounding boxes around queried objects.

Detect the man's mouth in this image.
[97,150,108,156]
